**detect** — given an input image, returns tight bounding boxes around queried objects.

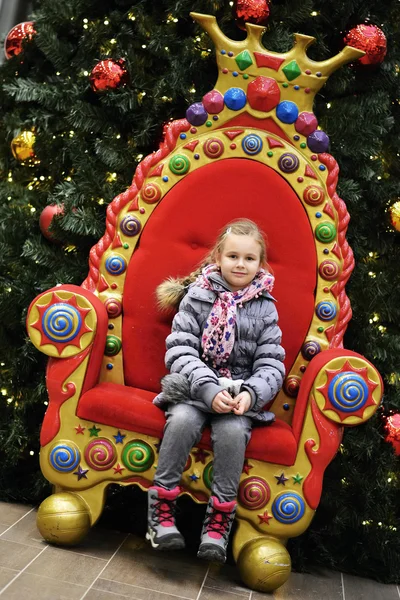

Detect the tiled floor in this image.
[0,501,399,600]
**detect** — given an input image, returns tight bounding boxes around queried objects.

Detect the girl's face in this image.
[216,234,262,291]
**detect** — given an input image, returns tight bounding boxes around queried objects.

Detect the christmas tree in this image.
[0,0,399,583]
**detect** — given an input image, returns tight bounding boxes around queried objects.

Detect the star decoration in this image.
[31,292,93,355]
[113,463,125,474]
[74,465,89,480]
[113,431,126,444]
[242,459,253,475]
[75,424,85,434]
[275,472,289,485]
[89,425,101,437]
[189,473,200,482]
[258,511,273,525]
[293,473,304,484]
[193,448,210,464]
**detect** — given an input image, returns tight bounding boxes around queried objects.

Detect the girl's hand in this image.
[212,390,236,413]
[233,391,252,415]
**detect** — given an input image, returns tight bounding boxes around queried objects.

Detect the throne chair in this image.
[26,13,383,593]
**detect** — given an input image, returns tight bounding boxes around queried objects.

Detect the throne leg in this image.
[233,517,291,592]
[37,482,108,546]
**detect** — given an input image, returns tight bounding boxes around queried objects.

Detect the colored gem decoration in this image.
[122,440,154,472]
[319,260,340,281]
[303,185,325,206]
[315,222,337,243]
[293,473,304,484]
[242,459,253,475]
[84,439,117,471]
[223,129,244,141]
[284,376,301,398]
[275,472,289,485]
[307,130,330,153]
[169,154,190,175]
[272,492,305,524]
[295,112,318,136]
[189,473,200,482]
[316,301,337,321]
[204,138,225,159]
[247,76,280,112]
[276,101,299,124]
[266,137,284,149]
[258,510,273,525]
[193,448,210,464]
[141,183,162,204]
[203,462,214,489]
[317,361,378,421]
[238,477,270,510]
[113,463,125,474]
[301,340,321,361]
[282,60,302,81]
[235,50,253,70]
[98,275,110,292]
[149,163,164,178]
[113,431,126,444]
[104,297,122,318]
[254,52,284,71]
[49,442,80,473]
[75,424,85,435]
[31,293,92,354]
[186,102,208,126]
[105,335,122,356]
[278,153,299,173]
[304,165,318,180]
[89,425,101,437]
[120,215,141,236]
[242,134,263,155]
[183,140,199,152]
[73,465,89,481]
[105,254,127,276]
[224,88,247,111]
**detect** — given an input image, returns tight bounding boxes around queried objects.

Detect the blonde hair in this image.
[156,219,270,309]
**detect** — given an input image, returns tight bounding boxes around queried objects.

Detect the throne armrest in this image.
[291,348,383,441]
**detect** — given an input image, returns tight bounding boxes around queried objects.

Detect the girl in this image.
[147,219,285,563]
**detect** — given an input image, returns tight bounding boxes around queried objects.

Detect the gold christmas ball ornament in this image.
[389,201,400,232]
[37,492,91,546]
[237,537,291,592]
[11,130,38,165]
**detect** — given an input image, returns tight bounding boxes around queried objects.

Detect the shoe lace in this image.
[152,498,176,526]
[205,510,232,540]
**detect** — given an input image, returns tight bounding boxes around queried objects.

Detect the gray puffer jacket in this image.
[155,271,285,422]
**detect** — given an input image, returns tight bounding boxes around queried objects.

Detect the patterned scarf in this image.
[195,264,275,377]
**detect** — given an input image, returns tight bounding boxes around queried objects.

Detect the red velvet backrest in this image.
[122,158,317,392]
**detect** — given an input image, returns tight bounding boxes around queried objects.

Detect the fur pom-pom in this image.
[156,278,187,310]
[160,373,190,403]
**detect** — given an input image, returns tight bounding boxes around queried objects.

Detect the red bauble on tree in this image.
[89,58,129,92]
[39,204,64,241]
[385,413,400,456]
[235,0,271,30]
[344,24,387,66]
[4,21,36,59]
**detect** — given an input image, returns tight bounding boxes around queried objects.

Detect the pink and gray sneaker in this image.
[197,496,237,563]
[146,486,185,550]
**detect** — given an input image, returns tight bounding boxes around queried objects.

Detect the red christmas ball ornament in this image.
[4,21,36,59]
[385,413,400,456]
[39,204,64,241]
[89,58,129,92]
[344,24,387,66]
[235,0,271,31]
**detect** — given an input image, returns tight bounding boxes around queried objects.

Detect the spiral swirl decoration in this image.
[104,297,122,318]
[284,376,300,397]
[169,154,190,175]
[319,260,340,281]
[105,335,122,356]
[141,183,162,204]
[84,439,117,471]
[316,301,337,321]
[241,134,262,155]
[203,462,214,489]
[120,215,141,236]
[122,440,154,472]
[238,477,270,510]
[315,222,337,243]
[278,153,300,173]
[303,185,325,206]
[42,304,82,343]
[272,492,305,524]
[301,340,321,361]
[328,372,369,413]
[204,138,224,159]
[49,442,80,472]
[105,254,126,275]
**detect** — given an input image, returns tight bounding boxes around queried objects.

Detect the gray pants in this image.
[154,403,252,502]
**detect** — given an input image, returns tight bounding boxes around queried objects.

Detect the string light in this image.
[104,19,109,25]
